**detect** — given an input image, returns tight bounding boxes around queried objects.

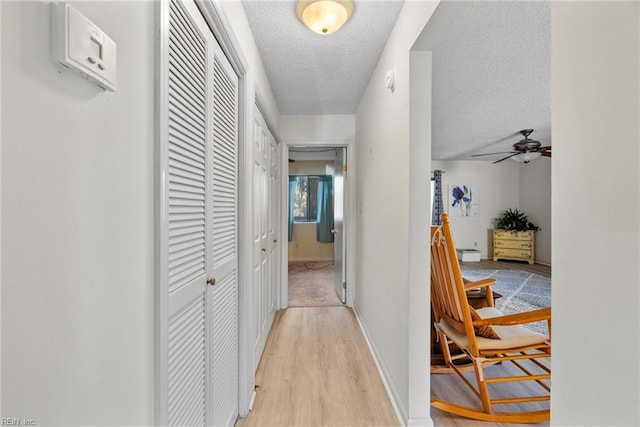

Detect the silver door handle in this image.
[331,229,338,234]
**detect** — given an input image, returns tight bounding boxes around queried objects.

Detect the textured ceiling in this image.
[242,1,550,161]
[430,1,551,160]
[242,0,404,114]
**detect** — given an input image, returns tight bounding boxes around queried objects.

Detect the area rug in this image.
[459,268,551,336]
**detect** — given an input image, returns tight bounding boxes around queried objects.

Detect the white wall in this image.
[552,2,640,425]
[1,1,154,424]
[355,2,438,424]
[431,159,552,264]
[431,160,520,258]
[280,114,354,142]
[519,157,551,264]
[289,160,333,175]
[0,1,3,413]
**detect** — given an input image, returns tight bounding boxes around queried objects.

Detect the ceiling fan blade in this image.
[493,153,519,164]
[471,151,515,157]
[540,146,551,150]
[541,151,551,157]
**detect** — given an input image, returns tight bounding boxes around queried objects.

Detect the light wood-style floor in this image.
[236,306,399,427]
[239,260,551,427]
[431,359,550,427]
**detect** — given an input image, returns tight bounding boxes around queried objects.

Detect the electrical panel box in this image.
[52,2,117,91]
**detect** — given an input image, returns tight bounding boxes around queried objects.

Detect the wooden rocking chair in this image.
[430,214,551,423]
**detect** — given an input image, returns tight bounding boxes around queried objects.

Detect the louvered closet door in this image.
[165,1,209,425]
[208,38,239,427]
[161,0,239,426]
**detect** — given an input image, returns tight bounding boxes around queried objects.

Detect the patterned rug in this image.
[460,268,551,336]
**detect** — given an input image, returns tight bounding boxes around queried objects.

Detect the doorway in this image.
[286,146,347,307]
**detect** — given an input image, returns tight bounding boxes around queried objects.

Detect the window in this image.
[292,175,323,222]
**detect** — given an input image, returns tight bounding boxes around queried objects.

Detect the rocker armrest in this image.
[472,307,551,326]
[464,278,496,291]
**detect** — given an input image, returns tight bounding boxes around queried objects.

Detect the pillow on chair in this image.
[469,307,501,340]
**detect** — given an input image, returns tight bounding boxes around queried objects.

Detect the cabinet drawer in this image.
[494,240,532,250]
[494,248,532,259]
[493,230,533,241]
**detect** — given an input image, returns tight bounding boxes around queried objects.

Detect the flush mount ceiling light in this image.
[296,0,354,35]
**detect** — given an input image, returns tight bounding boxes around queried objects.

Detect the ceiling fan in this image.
[471,129,551,164]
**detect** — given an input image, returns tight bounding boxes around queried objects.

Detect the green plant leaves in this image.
[495,208,539,231]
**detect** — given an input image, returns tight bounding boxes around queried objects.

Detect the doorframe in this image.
[280,140,356,308]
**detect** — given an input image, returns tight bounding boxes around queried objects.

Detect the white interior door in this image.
[158,1,238,425]
[333,147,346,303]
[252,107,278,371]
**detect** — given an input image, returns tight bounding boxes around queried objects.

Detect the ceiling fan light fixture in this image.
[511,151,542,163]
[296,0,353,35]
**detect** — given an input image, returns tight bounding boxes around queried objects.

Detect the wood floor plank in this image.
[237,307,399,427]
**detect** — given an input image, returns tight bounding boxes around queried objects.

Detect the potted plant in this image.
[494,208,539,231]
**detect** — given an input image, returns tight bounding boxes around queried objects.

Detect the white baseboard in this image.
[353,305,408,426]
[407,418,434,427]
[248,389,256,411]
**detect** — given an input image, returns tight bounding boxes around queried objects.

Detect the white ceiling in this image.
[242,1,550,161]
[242,0,404,114]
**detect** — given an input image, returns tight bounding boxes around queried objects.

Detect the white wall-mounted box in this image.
[52,2,117,91]
[456,248,481,262]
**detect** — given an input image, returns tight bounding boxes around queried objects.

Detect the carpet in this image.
[288,261,341,307]
[460,268,551,336]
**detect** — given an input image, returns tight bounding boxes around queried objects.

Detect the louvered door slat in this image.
[169,106,205,142]
[168,57,206,106]
[169,146,205,171]
[169,125,205,157]
[169,1,205,61]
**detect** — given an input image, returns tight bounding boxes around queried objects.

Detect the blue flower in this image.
[451,185,470,207]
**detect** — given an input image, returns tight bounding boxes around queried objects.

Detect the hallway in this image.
[236,307,399,426]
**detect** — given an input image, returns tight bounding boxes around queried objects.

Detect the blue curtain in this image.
[432,170,444,225]
[288,176,296,241]
[316,176,334,243]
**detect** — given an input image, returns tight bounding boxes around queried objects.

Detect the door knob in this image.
[207,277,216,286]
[331,229,338,234]
[261,248,266,252]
